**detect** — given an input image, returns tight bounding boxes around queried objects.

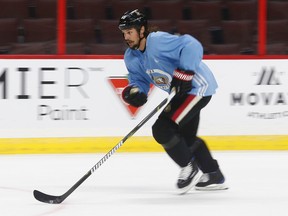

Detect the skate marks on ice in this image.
[0,152,287,216]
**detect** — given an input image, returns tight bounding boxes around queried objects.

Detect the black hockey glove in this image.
[122,86,147,107]
[170,69,194,96]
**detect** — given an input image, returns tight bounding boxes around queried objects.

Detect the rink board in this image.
[0,135,288,154]
[0,59,287,154]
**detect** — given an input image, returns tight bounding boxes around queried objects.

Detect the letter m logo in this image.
[256,68,280,85]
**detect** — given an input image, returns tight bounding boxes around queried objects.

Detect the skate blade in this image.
[195,183,229,191]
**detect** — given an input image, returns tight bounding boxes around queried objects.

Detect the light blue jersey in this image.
[124,31,218,96]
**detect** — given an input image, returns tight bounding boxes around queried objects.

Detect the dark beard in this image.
[126,35,145,50]
[126,42,140,50]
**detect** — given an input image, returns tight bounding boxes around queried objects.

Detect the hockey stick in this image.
[33,92,175,204]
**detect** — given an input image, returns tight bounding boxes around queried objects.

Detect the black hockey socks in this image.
[192,137,219,173]
[163,136,192,167]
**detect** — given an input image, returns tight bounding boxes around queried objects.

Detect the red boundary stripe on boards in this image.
[0,55,124,59]
[1,55,288,60]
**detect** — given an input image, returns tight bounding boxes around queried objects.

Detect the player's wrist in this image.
[174,69,194,81]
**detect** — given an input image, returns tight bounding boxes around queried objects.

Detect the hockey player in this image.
[118,9,228,193]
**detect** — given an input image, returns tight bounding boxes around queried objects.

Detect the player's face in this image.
[121,28,141,50]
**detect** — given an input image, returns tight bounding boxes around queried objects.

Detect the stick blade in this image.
[33,190,64,204]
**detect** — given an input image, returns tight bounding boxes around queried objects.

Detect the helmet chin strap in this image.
[136,36,145,51]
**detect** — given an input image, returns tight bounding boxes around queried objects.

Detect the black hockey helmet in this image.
[118,9,147,30]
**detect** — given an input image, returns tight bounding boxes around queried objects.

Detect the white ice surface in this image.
[0,151,288,216]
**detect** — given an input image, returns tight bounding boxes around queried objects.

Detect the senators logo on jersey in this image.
[146,69,172,90]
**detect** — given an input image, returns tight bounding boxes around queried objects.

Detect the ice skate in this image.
[177,158,201,194]
[195,168,228,191]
